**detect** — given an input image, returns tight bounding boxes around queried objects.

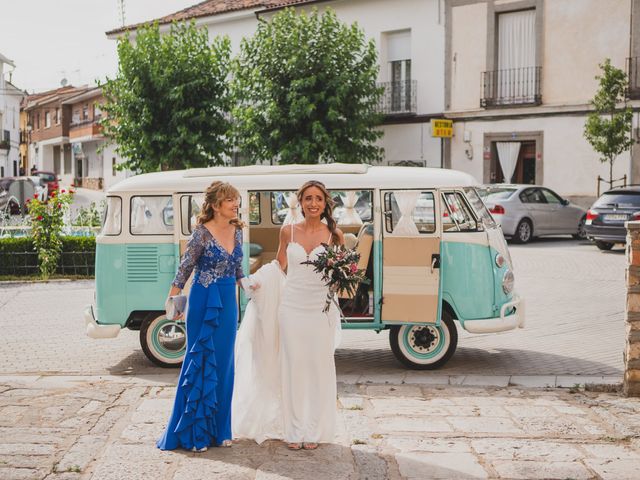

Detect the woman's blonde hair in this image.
[297,180,340,245]
[197,181,245,228]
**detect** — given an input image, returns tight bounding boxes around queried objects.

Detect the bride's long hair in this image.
[297,180,340,245]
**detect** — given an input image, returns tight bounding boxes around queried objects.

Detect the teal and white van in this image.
[84,164,524,369]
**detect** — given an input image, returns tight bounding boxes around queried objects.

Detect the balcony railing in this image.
[627,57,640,99]
[481,66,542,108]
[378,80,417,116]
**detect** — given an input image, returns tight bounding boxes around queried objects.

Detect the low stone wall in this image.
[625,221,640,396]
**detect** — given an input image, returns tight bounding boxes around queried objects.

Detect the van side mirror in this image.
[561,199,569,206]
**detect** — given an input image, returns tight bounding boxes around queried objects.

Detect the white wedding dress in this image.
[232,227,340,445]
[278,228,340,443]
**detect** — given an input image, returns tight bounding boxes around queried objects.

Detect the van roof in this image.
[108,164,478,194]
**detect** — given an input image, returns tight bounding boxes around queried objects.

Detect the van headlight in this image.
[495,253,505,268]
[502,270,514,294]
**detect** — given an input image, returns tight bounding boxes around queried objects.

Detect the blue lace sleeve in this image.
[235,228,245,280]
[172,226,206,289]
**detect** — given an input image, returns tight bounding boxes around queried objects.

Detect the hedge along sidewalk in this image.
[0,236,96,277]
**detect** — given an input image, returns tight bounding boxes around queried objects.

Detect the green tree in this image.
[100,22,232,172]
[232,8,384,164]
[584,58,634,188]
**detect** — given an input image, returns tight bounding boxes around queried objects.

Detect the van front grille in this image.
[126,245,159,282]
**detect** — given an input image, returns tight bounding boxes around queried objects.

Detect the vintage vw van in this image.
[84,164,524,369]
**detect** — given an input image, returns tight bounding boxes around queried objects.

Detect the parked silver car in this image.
[476,185,587,243]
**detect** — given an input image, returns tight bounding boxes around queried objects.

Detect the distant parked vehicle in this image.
[0,177,36,215]
[27,176,48,201]
[33,171,60,199]
[584,186,640,250]
[476,184,587,244]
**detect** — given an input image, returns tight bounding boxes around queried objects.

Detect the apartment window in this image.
[45,111,51,128]
[386,30,412,113]
[36,113,40,129]
[94,103,103,120]
[55,108,60,125]
[495,9,538,104]
[73,109,80,124]
[82,103,89,120]
[112,157,117,176]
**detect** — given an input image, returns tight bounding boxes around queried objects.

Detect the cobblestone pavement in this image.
[0,237,626,378]
[1,374,639,480]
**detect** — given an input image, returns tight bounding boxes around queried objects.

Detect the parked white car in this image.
[477,184,586,243]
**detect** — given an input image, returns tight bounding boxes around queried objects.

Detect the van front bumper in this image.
[462,295,525,334]
[84,305,121,339]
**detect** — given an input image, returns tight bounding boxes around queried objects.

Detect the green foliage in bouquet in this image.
[302,243,368,312]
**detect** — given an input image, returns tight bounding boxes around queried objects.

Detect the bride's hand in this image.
[249,281,260,290]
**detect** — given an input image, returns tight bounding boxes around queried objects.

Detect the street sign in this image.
[431,119,453,138]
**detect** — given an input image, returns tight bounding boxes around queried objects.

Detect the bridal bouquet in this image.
[302,244,368,312]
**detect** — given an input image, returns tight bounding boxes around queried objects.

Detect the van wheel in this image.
[389,311,458,370]
[513,219,533,244]
[140,313,186,368]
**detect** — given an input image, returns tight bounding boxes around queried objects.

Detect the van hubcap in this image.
[410,326,439,352]
[151,320,186,358]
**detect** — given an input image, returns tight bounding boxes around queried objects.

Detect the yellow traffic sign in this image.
[431,119,453,138]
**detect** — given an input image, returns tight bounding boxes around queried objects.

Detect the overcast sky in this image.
[0,0,197,93]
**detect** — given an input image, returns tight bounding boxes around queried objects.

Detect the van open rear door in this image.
[380,189,442,325]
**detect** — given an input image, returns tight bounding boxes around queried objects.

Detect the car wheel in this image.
[514,219,533,244]
[389,311,458,370]
[595,241,614,251]
[140,313,186,368]
[572,216,587,240]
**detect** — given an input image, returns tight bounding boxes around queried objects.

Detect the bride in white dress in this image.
[232,180,343,451]
[276,180,344,450]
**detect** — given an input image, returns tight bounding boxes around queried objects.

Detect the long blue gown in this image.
[157,224,244,451]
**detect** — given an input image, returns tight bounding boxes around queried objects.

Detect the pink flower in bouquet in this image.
[349,263,358,273]
[327,259,334,267]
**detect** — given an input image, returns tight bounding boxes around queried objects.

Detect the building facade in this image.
[108,0,448,169]
[24,86,81,183]
[0,52,23,178]
[445,0,637,204]
[62,87,130,190]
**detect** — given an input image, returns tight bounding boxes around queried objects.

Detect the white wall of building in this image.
[0,73,22,177]
[543,0,629,105]
[450,115,631,197]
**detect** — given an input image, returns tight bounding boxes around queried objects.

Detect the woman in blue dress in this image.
[157,181,245,452]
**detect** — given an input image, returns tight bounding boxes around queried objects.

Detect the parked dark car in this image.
[33,170,60,199]
[584,186,640,250]
[476,184,586,243]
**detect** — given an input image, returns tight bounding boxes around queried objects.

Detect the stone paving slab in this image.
[1,375,640,479]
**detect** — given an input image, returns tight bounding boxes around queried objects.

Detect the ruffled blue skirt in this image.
[157,276,238,450]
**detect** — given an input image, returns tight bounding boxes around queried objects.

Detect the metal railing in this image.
[627,57,640,99]
[481,66,542,107]
[377,80,417,115]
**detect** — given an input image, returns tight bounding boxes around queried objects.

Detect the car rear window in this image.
[476,187,517,202]
[593,192,640,208]
[38,173,56,182]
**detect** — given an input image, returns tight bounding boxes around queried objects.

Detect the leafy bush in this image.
[0,236,96,277]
